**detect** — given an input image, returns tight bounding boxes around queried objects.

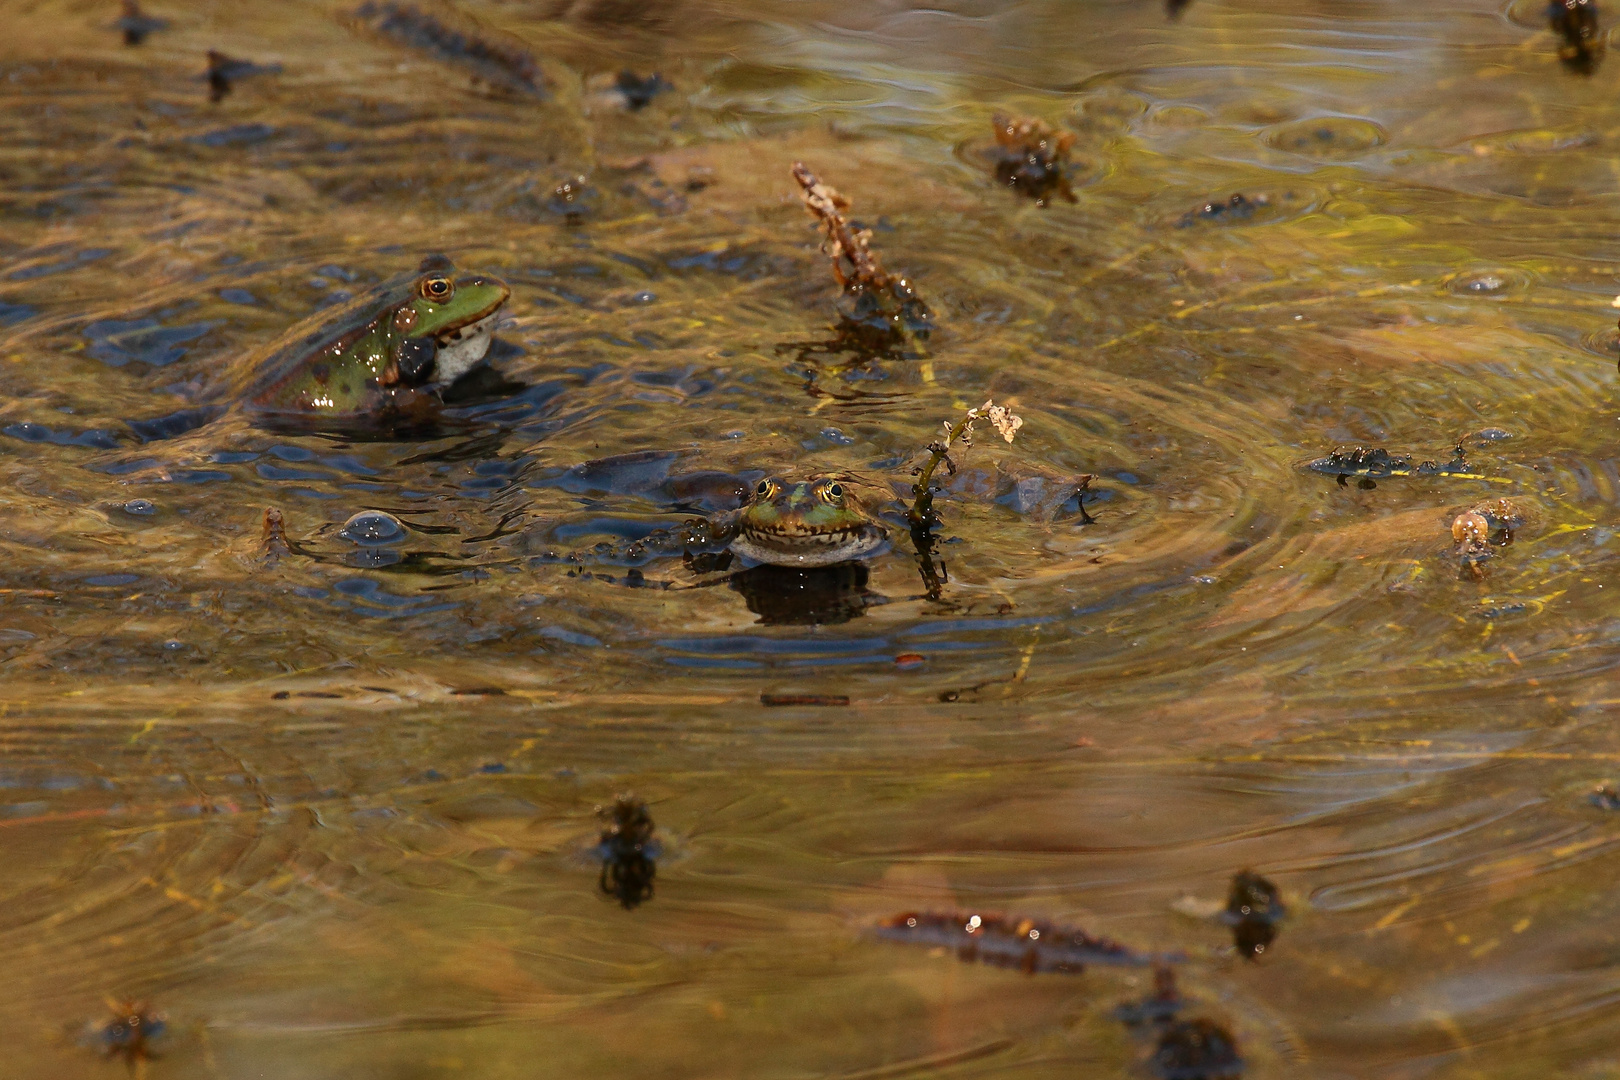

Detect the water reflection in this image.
[728,563,873,625]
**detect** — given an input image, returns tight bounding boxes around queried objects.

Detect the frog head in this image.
[730,475,887,567]
[385,254,511,387]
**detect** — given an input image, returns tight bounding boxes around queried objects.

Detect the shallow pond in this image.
[4,1,1620,1076]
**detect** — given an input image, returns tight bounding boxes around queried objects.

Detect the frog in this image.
[728,475,888,568]
[239,254,510,430]
[534,471,890,573]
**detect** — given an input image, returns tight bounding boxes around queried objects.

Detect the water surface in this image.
[4,1,1620,1076]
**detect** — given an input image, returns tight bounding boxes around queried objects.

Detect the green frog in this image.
[729,475,889,567]
[547,472,890,570]
[241,254,510,429]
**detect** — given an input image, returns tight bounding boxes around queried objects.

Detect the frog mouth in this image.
[430,310,502,384]
[731,522,888,568]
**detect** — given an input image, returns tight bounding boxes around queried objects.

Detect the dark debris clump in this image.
[988,112,1077,206]
[595,794,658,909]
[116,0,166,45]
[1589,785,1620,810]
[615,70,672,110]
[89,999,167,1067]
[1221,870,1285,960]
[1550,0,1603,74]
[1177,193,1267,228]
[205,50,282,103]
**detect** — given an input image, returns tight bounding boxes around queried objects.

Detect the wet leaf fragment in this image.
[1221,870,1285,960]
[595,794,658,910]
[872,911,1170,974]
[791,162,933,344]
[988,113,1077,205]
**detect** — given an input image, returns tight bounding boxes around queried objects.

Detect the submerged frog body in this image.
[730,476,888,568]
[242,254,509,429]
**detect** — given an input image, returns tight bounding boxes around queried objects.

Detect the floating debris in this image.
[1550,0,1602,74]
[595,794,658,910]
[1305,444,1474,488]
[615,70,671,110]
[87,999,166,1069]
[547,175,594,222]
[1221,870,1285,960]
[115,0,166,45]
[1177,193,1267,228]
[872,911,1168,974]
[1451,497,1526,581]
[1167,0,1194,17]
[1150,1018,1244,1080]
[988,112,1077,205]
[791,162,933,343]
[761,692,851,706]
[1115,966,1186,1028]
[352,1,546,97]
[1590,785,1620,810]
[205,50,282,103]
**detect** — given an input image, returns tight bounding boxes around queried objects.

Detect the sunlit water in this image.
[5,1,1620,1076]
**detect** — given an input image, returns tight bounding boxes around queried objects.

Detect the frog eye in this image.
[819,481,845,503]
[419,275,455,302]
[755,479,776,498]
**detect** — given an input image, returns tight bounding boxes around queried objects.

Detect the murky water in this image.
[5,1,1620,1076]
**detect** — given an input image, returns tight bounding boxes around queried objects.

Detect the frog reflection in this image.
[729,562,875,625]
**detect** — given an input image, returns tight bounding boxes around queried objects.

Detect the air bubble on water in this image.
[340,510,406,546]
